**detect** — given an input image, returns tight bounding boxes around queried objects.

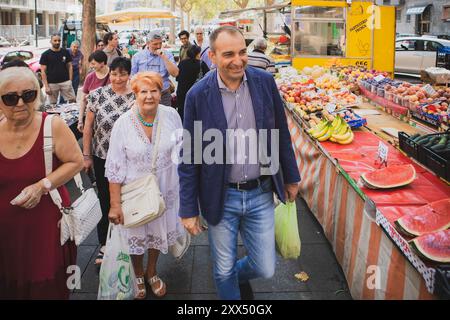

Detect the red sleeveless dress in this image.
[0,113,77,299]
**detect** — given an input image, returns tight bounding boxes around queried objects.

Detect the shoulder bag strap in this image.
[44,115,84,212]
[150,110,163,174]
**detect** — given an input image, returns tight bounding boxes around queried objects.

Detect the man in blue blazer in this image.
[178,26,301,300]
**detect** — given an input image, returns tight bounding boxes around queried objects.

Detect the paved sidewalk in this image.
[70,197,352,300]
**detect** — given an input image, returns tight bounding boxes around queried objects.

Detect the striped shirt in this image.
[217,72,260,183]
[247,50,276,74]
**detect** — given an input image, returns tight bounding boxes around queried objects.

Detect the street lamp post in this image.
[35,0,38,47]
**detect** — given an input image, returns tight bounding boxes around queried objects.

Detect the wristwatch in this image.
[41,177,52,193]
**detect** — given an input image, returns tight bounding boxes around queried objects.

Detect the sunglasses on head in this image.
[1,90,38,106]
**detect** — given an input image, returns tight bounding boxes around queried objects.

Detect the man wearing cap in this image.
[131,31,179,106]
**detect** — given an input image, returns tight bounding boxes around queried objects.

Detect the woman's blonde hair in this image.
[131,72,163,94]
[0,67,40,109]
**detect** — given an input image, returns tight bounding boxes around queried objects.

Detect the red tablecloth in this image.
[320,131,450,224]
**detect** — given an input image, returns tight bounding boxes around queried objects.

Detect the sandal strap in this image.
[136,277,145,285]
[148,275,165,295]
[148,275,161,285]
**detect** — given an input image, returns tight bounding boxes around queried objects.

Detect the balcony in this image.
[0,0,81,14]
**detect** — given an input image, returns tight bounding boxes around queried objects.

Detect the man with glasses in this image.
[39,34,76,106]
[193,26,213,68]
[131,31,179,106]
[178,30,192,63]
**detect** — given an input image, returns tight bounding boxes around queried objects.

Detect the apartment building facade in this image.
[0,0,81,40]
[383,0,450,36]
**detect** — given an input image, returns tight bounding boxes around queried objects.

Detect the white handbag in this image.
[44,114,102,246]
[121,112,165,228]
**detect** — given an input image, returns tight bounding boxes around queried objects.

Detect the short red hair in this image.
[131,71,163,94]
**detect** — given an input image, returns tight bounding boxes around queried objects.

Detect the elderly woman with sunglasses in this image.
[0,66,83,299]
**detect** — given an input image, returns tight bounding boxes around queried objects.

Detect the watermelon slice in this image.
[410,230,450,263]
[395,199,450,237]
[361,164,416,189]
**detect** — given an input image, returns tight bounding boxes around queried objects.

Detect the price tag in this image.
[374,75,385,82]
[377,141,389,164]
[423,84,437,96]
[326,103,337,113]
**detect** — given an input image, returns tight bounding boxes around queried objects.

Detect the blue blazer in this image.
[178,67,301,226]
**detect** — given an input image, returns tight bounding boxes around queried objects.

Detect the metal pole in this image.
[35,0,38,47]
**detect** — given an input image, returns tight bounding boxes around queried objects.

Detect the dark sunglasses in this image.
[1,90,38,106]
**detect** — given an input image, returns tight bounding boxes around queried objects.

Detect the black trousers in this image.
[93,156,110,246]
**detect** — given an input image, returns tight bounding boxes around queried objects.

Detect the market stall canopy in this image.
[96,7,178,24]
[218,1,290,19]
[405,5,432,15]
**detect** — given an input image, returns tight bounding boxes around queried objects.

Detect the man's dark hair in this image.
[50,33,61,40]
[187,45,201,60]
[178,30,190,39]
[209,26,243,52]
[103,32,115,46]
[110,57,131,74]
[88,50,108,64]
[96,39,104,46]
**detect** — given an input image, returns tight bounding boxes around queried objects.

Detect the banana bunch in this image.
[307,115,354,145]
[329,116,354,145]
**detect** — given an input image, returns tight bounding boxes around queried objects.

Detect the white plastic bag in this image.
[98,224,137,300]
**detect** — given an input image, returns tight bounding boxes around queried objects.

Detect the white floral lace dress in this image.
[105,104,185,255]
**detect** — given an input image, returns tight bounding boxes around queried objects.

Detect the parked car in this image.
[395,36,450,76]
[0,36,11,47]
[0,50,41,80]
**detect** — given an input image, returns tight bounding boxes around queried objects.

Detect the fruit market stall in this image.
[278,66,450,299]
[44,103,81,140]
[291,1,395,75]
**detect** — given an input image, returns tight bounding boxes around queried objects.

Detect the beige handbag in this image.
[121,112,165,228]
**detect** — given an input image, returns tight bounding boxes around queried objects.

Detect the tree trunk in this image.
[81,0,96,82]
[170,0,176,44]
[180,6,184,31]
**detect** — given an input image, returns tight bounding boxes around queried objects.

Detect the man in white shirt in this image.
[193,26,213,68]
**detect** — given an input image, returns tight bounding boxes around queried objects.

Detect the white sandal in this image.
[135,276,146,300]
[148,275,166,298]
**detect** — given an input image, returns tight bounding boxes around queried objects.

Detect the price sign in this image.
[423,84,437,96]
[326,103,337,113]
[377,141,389,164]
[374,75,385,82]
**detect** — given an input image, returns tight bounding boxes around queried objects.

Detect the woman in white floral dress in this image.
[105,72,185,299]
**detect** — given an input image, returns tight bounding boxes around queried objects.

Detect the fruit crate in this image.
[376,87,385,98]
[417,132,450,181]
[398,132,420,160]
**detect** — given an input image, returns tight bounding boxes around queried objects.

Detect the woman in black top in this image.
[176,45,210,121]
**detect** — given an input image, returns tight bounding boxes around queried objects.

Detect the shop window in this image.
[294,6,344,19]
[442,6,450,20]
[396,9,401,22]
[292,7,345,57]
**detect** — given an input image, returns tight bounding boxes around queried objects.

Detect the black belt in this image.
[229,176,270,191]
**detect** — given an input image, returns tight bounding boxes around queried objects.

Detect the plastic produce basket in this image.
[418,132,450,181]
[398,132,420,160]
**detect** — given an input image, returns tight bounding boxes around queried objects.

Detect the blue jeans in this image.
[208,178,276,300]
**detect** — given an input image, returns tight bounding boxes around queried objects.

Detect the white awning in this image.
[406,6,430,15]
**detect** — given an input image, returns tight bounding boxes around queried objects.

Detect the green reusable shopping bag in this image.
[274,201,301,259]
